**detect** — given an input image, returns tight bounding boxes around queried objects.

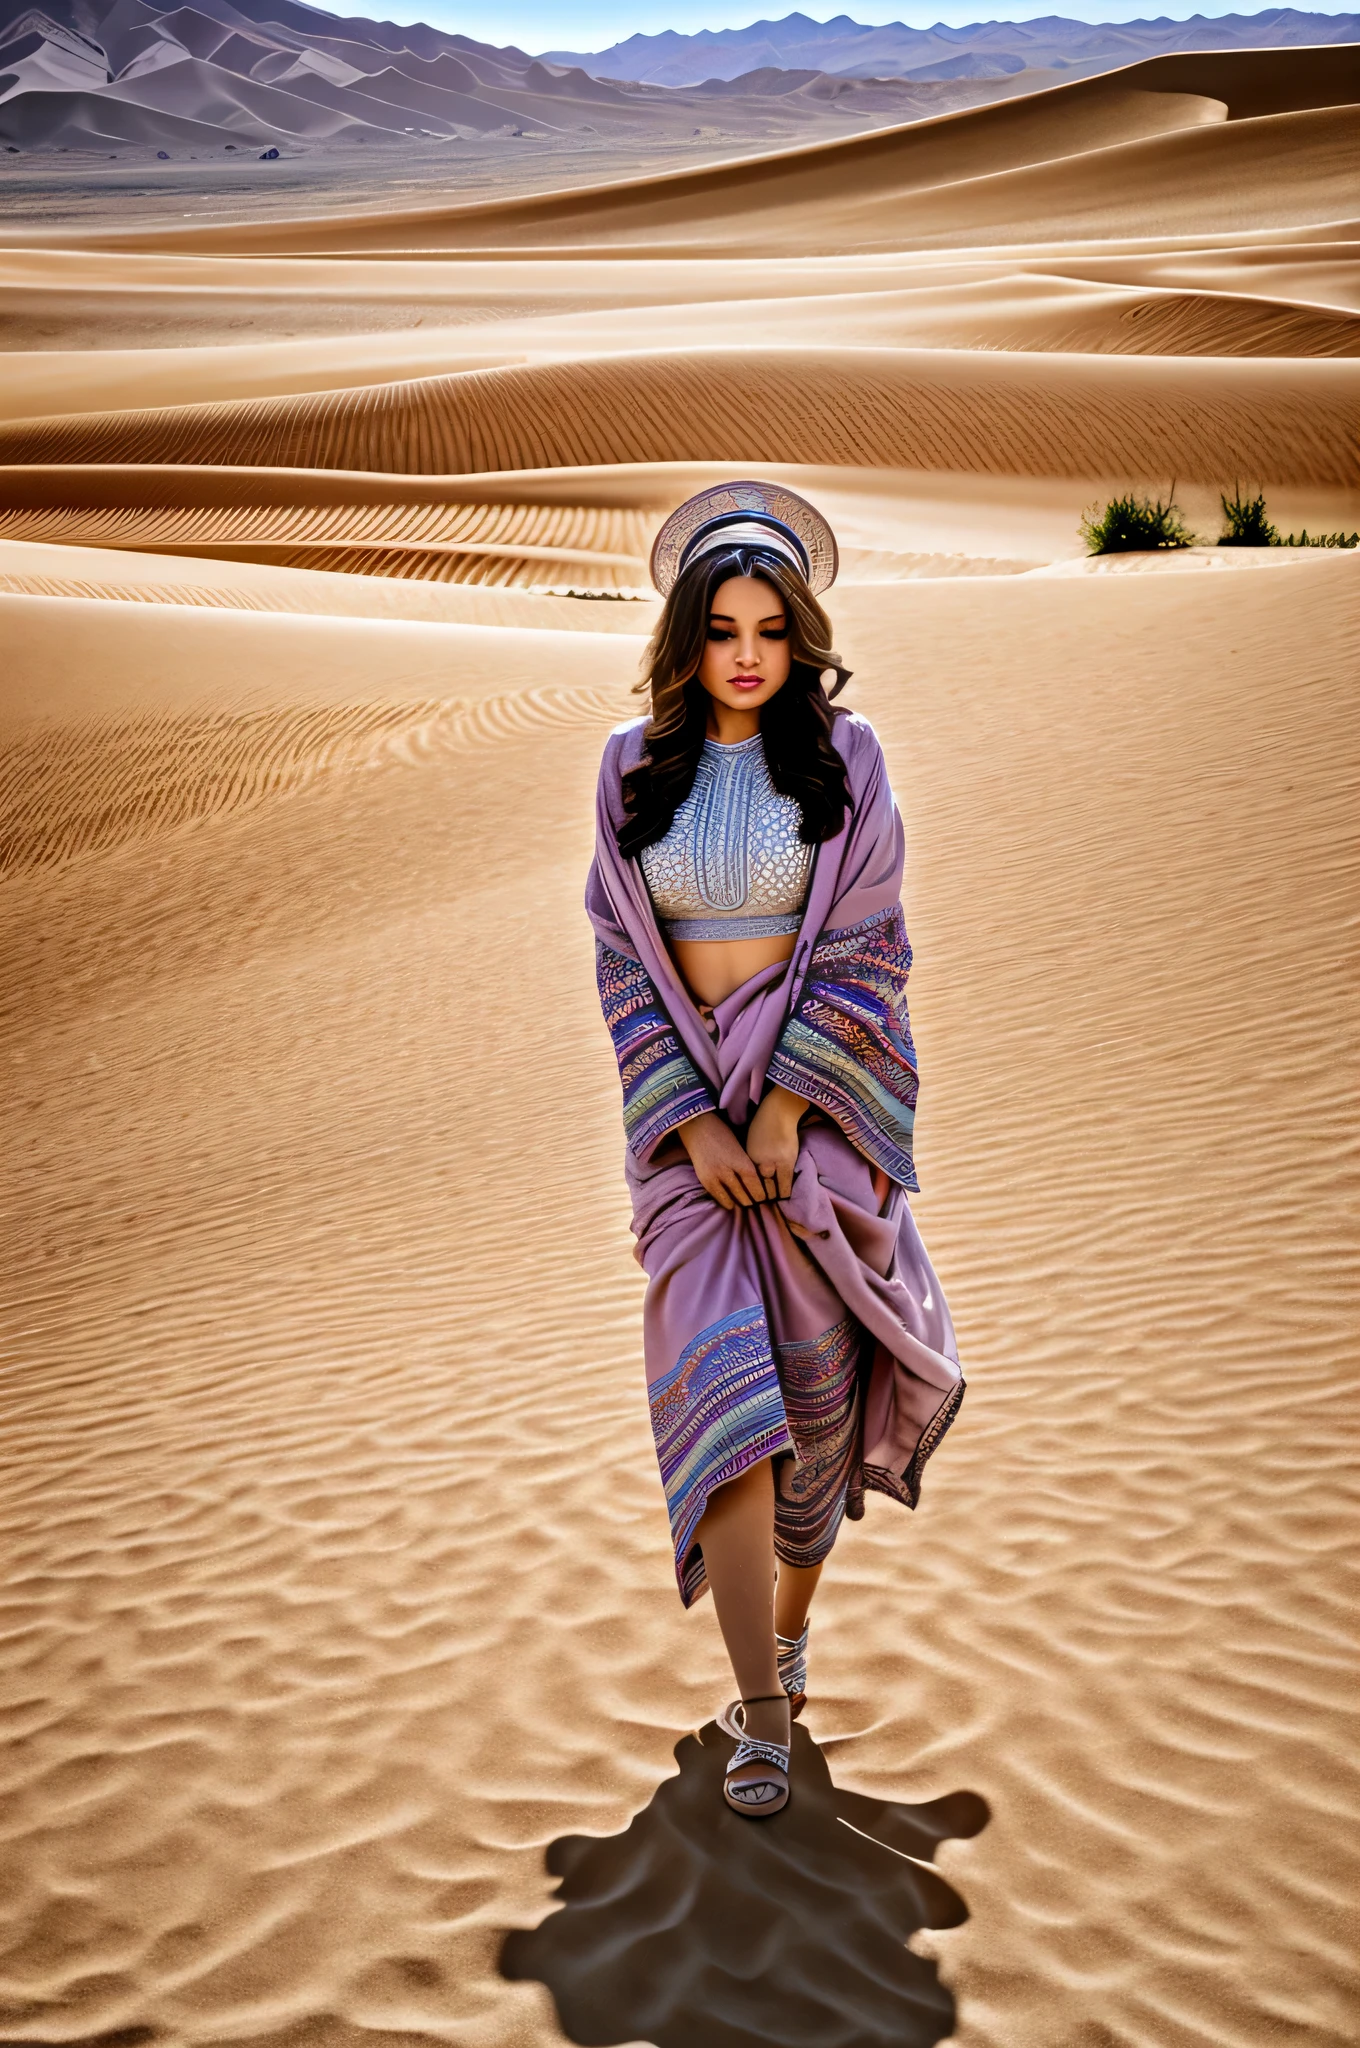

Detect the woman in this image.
[586,481,963,1819]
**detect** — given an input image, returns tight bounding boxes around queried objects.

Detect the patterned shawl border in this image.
[768,1017,919,1189]
[649,1302,794,1608]
[596,940,715,1160]
[769,900,920,1189]
[862,1374,967,1512]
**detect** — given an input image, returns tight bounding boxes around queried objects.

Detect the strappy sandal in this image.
[776,1623,808,1719]
[718,1693,791,1818]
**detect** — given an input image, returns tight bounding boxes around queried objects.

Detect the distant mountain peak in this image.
[544,9,1360,86]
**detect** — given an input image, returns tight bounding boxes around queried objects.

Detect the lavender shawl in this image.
[586,711,963,1604]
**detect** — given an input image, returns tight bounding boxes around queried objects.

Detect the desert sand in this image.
[2,40,1358,2048]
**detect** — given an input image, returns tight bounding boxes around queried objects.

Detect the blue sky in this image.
[402,2,1357,53]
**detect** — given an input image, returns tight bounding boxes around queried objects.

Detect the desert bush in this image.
[1080,490,1196,554]
[1218,486,1278,547]
[1278,528,1359,549]
[1218,488,1358,549]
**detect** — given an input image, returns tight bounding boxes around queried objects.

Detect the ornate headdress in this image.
[649,479,838,597]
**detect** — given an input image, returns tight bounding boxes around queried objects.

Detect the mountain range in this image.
[2,1,1357,152]
[0,0,673,149]
[548,9,1360,84]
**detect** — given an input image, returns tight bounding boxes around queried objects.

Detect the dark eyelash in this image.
[707,625,787,640]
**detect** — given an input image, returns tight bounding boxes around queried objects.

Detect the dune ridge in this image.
[0,675,631,875]
[3,348,1356,489]
[2,40,1358,2048]
[1,283,1359,436]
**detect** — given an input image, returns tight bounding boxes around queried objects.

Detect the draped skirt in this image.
[631,1113,958,1606]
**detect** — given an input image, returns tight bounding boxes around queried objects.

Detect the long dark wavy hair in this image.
[616,543,853,861]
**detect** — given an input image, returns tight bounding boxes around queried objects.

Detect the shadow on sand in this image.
[500,1719,989,2048]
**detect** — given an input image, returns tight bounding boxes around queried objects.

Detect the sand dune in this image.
[0,593,640,872]
[35,81,1237,253]
[45,50,1355,258]
[0,461,665,585]
[3,347,1355,491]
[6,236,1356,361]
[1054,238,1360,309]
[0,533,660,625]
[2,41,1358,2048]
[3,271,1356,432]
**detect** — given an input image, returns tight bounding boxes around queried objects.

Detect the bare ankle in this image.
[741,1693,790,1742]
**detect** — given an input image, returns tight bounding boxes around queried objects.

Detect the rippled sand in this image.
[2,46,1358,2048]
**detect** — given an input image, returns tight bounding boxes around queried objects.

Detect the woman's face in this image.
[696,574,791,715]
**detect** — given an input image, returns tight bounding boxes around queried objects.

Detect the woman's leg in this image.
[767,1314,865,1705]
[696,1460,790,1776]
[774,1559,823,1640]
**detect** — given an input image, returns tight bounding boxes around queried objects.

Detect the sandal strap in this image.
[728,1737,791,1775]
[776,1624,808,1698]
[716,1693,794,1742]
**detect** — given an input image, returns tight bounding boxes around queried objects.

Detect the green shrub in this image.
[1218,488,1358,549]
[1277,528,1359,549]
[1218,486,1278,547]
[1080,490,1196,554]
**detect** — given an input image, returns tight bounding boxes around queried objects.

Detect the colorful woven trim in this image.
[596,941,715,1160]
[863,1376,966,1512]
[648,1303,793,1607]
[767,904,920,1189]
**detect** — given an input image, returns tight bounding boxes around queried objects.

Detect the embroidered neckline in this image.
[703,732,764,757]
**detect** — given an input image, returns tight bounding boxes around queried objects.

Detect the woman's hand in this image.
[746,1086,806,1202]
[678,1111,768,1211]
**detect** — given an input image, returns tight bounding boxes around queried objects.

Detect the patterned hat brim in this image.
[649,480,838,597]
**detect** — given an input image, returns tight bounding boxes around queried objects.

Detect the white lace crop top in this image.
[639,732,813,941]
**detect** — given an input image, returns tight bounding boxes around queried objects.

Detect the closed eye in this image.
[707,614,788,641]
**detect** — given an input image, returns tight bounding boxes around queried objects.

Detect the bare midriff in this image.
[672,932,799,1010]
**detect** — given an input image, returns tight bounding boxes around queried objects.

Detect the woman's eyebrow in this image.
[707,612,787,623]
